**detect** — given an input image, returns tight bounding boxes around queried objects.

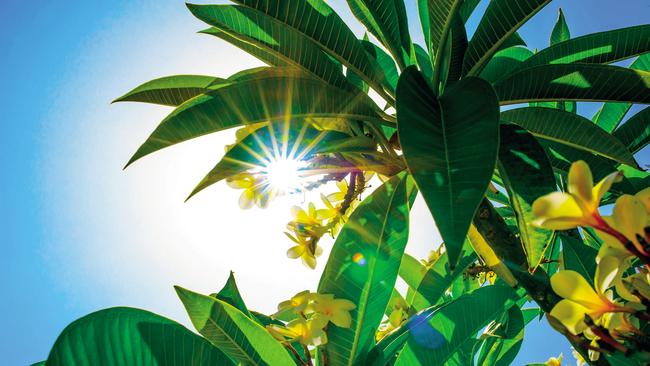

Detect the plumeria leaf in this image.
[495,64,650,105]
[501,107,638,168]
[211,272,254,320]
[200,28,291,67]
[113,75,226,106]
[550,9,570,46]
[497,124,556,271]
[592,54,650,132]
[230,0,392,101]
[397,67,500,267]
[613,106,650,154]
[392,285,518,365]
[125,69,383,168]
[318,173,412,365]
[479,46,534,84]
[463,0,550,76]
[560,233,597,285]
[175,286,296,366]
[346,0,412,69]
[187,5,358,93]
[45,307,233,366]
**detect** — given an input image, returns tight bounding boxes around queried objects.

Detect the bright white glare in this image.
[263,158,306,194]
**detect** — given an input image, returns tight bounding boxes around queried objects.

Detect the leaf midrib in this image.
[346,176,405,366]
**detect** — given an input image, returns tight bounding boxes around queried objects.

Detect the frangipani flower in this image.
[226,173,276,209]
[275,290,313,318]
[309,294,356,328]
[549,255,626,334]
[596,194,649,258]
[285,232,323,269]
[291,202,334,227]
[545,353,563,366]
[326,179,349,204]
[267,318,328,346]
[533,161,621,230]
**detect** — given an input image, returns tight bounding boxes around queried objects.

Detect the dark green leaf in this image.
[549,9,570,46]
[45,307,232,366]
[231,0,392,101]
[318,174,411,365]
[439,13,468,87]
[114,75,225,106]
[188,4,355,93]
[397,67,500,267]
[561,234,597,285]
[414,44,433,80]
[200,28,291,67]
[426,0,463,85]
[394,285,517,365]
[613,107,650,154]
[542,140,618,182]
[592,54,650,132]
[346,0,412,69]
[497,124,556,271]
[479,47,534,84]
[464,0,550,76]
[518,25,650,70]
[126,71,383,168]
[500,107,638,167]
[495,64,650,105]
[212,272,254,319]
[458,0,481,23]
[175,286,295,366]
[362,39,399,92]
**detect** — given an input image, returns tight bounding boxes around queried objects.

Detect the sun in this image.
[262,157,306,194]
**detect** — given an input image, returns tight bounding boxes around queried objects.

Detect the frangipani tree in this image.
[38,1,650,365]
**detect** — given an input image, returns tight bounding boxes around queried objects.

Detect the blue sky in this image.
[1,1,648,365]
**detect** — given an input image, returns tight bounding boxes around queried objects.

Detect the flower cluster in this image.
[285,173,369,269]
[533,161,650,362]
[266,290,356,348]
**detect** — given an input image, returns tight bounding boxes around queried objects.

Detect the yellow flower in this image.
[226,173,276,209]
[532,161,620,230]
[309,294,356,328]
[549,255,625,334]
[291,202,334,227]
[596,194,649,258]
[275,290,313,318]
[266,318,328,346]
[326,179,349,204]
[545,353,563,366]
[285,232,323,269]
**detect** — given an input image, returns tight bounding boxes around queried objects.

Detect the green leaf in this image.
[200,28,291,67]
[613,107,650,154]
[560,234,597,285]
[346,0,412,69]
[463,0,550,76]
[439,13,468,87]
[549,9,570,46]
[114,75,226,106]
[517,25,650,70]
[500,107,638,167]
[45,307,232,366]
[417,0,431,50]
[187,121,373,200]
[458,0,481,23]
[175,286,295,366]
[477,307,538,366]
[412,245,477,310]
[231,0,392,101]
[362,39,399,92]
[212,272,254,319]
[542,141,617,182]
[126,71,383,168]
[394,285,517,365]
[318,173,411,366]
[414,44,433,80]
[497,124,556,271]
[495,64,650,105]
[397,67,500,267]
[592,54,650,132]
[479,47,534,84]
[187,4,355,93]
[425,0,463,85]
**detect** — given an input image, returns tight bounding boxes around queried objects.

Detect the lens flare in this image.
[352,253,366,266]
[262,157,305,194]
